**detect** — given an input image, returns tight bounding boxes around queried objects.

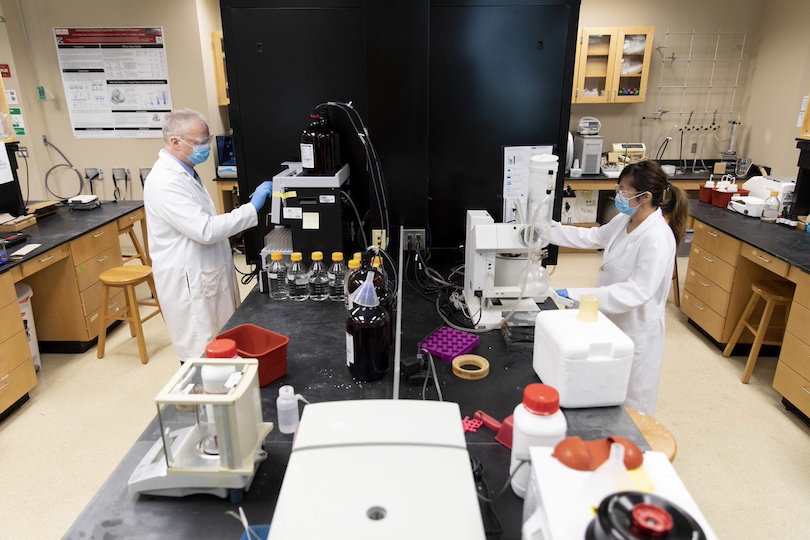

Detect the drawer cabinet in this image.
[681,291,725,341]
[692,222,740,264]
[0,272,35,415]
[26,229,123,343]
[774,269,810,416]
[688,246,736,292]
[682,219,742,342]
[740,244,790,277]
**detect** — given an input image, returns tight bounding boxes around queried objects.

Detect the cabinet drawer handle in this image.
[108,301,118,309]
[698,280,710,287]
[0,381,9,392]
[694,303,704,311]
[38,255,54,264]
[129,215,138,221]
[97,255,109,263]
[756,255,772,263]
[707,231,719,237]
[702,255,715,263]
[93,231,105,238]
[802,386,810,396]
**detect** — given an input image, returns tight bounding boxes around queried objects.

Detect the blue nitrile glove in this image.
[250,180,273,212]
[556,289,569,298]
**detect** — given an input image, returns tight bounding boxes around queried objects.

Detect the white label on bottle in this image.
[346,332,354,366]
[283,207,303,220]
[300,143,315,168]
[319,195,336,204]
[269,273,278,279]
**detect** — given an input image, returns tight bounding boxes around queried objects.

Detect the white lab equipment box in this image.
[533,309,634,408]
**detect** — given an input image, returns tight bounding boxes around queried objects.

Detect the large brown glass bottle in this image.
[300,110,341,176]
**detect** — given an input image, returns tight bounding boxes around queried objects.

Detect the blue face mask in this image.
[180,139,211,165]
[614,196,637,216]
[614,191,644,216]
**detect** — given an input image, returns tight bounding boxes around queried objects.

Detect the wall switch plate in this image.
[16,147,27,158]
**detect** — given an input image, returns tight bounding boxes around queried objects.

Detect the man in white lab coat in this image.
[144,109,272,361]
[550,161,689,416]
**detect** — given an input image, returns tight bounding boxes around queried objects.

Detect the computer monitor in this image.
[0,142,26,217]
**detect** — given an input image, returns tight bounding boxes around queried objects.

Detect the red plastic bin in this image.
[711,188,749,208]
[216,324,289,387]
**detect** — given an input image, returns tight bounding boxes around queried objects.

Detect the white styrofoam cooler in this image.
[533,309,634,408]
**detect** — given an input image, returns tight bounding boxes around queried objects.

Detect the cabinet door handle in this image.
[702,256,715,263]
[756,255,772,263]
[694,303,704,311]
[707,231,719,237]
[97,255,109,263]
[698,280,710,287]
[0,381,9,392]
[802,386,810,396]
[93,231,105,238]
[38,255,54,264]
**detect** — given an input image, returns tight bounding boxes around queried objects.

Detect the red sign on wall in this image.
[0,64,10,78]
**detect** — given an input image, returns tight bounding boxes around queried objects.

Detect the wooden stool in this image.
[97,265,162,364]
[625,408,677,462]
[120,224,151,266]
[723,280,794,383]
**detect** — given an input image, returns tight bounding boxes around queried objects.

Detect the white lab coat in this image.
[143,150,258,360]
[549,208,675,416]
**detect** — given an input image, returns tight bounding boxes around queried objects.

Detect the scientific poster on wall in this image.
[53,27,173,139]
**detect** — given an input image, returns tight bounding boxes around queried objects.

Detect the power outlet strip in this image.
[371,229,387,249]
[403,228,426,250]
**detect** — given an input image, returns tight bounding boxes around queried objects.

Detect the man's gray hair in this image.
[162,109,209,144]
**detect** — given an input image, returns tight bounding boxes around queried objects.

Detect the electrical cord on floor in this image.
[418,348,443,402]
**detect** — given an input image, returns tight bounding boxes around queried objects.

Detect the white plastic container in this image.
[533,308,634,408]
[15,283,40,372]
[277,385,308,434]
[510,384,567,498]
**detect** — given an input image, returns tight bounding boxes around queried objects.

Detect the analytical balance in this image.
[127,358,273,502]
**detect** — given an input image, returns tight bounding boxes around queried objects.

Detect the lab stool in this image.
[625,408,677,462]
[723,279,794,384]
[97,265,162,364]
[120,223,151,266]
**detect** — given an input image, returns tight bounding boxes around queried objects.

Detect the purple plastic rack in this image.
[419,327,480,362]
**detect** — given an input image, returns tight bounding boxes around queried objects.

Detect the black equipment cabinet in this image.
[221,0,580,265]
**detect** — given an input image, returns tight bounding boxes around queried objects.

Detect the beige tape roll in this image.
[452,354,490,380]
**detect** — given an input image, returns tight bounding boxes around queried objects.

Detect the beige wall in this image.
[0,0,225,204]
[572,0,810,176]
[742,0,810,175]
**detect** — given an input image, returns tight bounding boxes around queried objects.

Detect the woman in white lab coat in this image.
[144,109,272,361]
[550,161,689,416]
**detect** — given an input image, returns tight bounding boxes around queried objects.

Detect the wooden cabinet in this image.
[683,220,797,344]
[25,222,123,344]
[212,30,229,106]
[774,268,810,417]
[572,27,654,104]
[0,271,36,414]
[681,221,741,342]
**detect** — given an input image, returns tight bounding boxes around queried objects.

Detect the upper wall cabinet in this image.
[212,31,229,106]
[572,27,654,104]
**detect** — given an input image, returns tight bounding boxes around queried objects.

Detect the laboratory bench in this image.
[683,200,810,422]
[0,201,146,418]
[65,285,650,539]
